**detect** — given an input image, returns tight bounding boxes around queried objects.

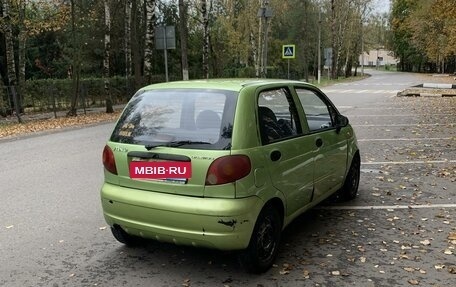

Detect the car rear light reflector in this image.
[205,155,251,185]
[102,145,117,175]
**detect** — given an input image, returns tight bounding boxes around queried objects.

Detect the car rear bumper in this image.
[100,182,263,250]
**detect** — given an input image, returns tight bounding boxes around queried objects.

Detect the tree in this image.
[201,0,209,78]
[104,0,113,113]
[131,0,143,90]
[179,0,189,80]
[389,0,456,73]
[3,0,22,122]
[406,0,456,73]
[329,0,353,79]
[18,0,26,109]
[144,0,157,82]
[125,0,132,78]
[67,0,81,117]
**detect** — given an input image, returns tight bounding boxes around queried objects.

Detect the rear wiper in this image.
[145,140,211,150]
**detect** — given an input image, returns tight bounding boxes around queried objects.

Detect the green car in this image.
[101,79,360,273]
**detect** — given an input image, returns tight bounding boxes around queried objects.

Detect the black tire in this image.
[240,207,282,273]
[110,225,142,247]
[339,155,360,201]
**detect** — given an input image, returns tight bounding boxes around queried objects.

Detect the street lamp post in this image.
[317,6,321,84]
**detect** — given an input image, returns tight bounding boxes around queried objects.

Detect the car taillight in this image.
[102,145,117,175]
[205,155,251,185]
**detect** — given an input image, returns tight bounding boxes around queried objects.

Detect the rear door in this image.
[294,87,348,200]
[256,86,316,217]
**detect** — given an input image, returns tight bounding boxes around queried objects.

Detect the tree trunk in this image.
[256,0,262,78]
[331,0,352,79]
[131,0,142,90]
[125,0,132,78]
[3,0,22,123]
[18,0,26,114]
[179,0,189,80]
[144,0,156,83]
[201,0,209,78]
[104,0,113,113]
[303,0,308,82]
[67,0,80,117]
[250,31,258,77]
[330,0,338,79]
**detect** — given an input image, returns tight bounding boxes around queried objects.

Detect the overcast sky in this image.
[373,0,391,14]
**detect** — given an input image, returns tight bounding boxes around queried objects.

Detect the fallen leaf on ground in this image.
[448,232,456,240]
[302,270,310,279]
[0,112,121,138]
[448,266,456,274]
[420,240,431,246]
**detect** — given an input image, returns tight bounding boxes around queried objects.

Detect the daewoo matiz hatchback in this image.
[101,79,360,273]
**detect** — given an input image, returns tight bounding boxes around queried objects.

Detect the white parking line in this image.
[362,160,456,165]
[351,107,407,110]
[350,114,453,117]
[336,106,355,109]
[353,123,455,127]
[323,89,399,94]
[318,204,456,210]
[358,137,452,142]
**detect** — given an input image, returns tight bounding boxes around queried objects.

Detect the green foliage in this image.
[390,0,456,72]
[7,0,387,82]
[21,76,135,112]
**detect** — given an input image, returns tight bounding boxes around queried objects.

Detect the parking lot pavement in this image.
[231,96,455,287]
[237,95,454,287]
[289,96,455,287]
[1,79,454,287]
[40,95,453,287]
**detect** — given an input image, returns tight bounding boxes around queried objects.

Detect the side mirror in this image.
[336,115,349,133]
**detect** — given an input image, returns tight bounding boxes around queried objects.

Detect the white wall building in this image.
[359,49,399,67]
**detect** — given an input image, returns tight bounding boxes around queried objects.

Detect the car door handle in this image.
[315,138,323,148]
[270,150,282,162]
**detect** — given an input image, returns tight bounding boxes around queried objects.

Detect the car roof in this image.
[139,78,313,92]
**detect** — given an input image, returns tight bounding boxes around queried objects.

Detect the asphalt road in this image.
[1,70,455,287]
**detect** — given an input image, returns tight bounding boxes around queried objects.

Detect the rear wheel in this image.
[240,207,282,273]
[111,225,142,247]
[339,155,360,201]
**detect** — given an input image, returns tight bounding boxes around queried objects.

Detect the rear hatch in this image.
[106,87,238,197]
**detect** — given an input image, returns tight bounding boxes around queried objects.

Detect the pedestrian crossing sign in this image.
[282,45,295,59]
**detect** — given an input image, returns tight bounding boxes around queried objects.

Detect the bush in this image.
[22,76,136,112]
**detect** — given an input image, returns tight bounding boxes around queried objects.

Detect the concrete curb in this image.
[397,88,456,97]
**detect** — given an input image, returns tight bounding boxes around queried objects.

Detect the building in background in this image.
[359,49,398,68]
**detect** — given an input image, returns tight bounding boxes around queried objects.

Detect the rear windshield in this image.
[110,88,237,150]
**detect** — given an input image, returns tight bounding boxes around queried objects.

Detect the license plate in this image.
[129,161,192,179]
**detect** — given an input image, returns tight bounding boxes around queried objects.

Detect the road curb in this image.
[0,120,116,143]
[397,88,456,97]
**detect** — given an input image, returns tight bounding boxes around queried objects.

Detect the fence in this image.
[0,76,142,117]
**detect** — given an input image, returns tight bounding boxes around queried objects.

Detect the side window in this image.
[296,88,336,132]
[258,88,300,145]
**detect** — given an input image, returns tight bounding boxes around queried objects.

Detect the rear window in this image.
[110,88,237,150]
